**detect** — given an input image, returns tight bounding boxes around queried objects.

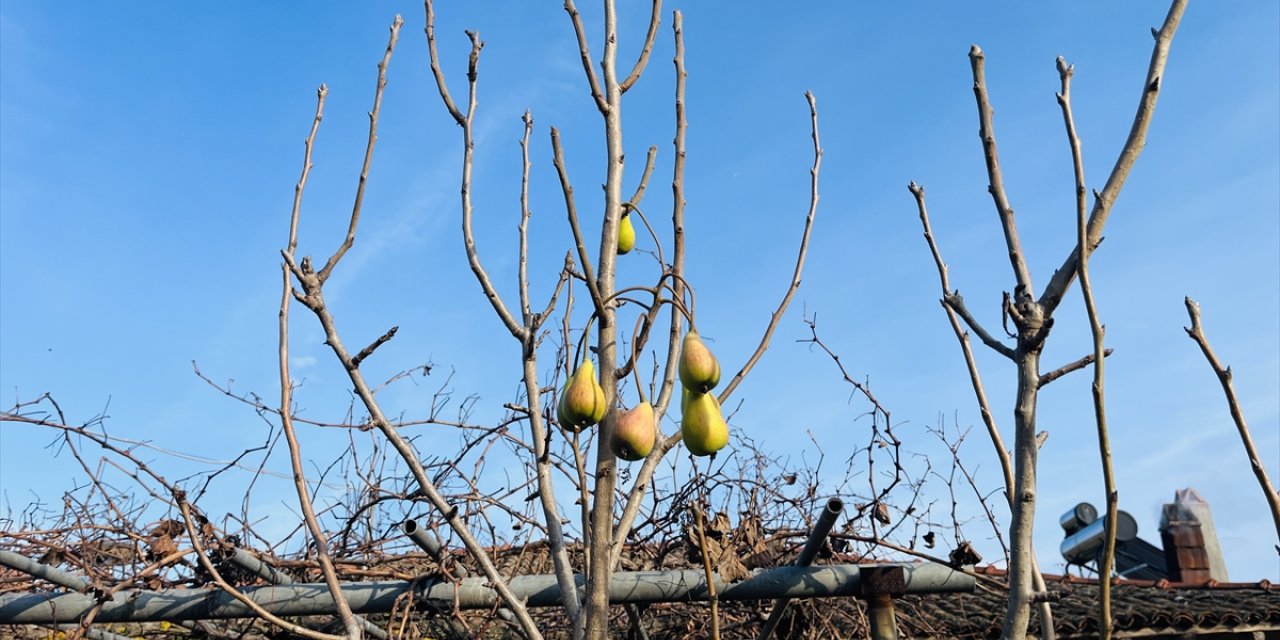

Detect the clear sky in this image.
[2,3,1277,582]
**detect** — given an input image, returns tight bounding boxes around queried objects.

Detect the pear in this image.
[678,330,720,393]
[557,360,606,431]
[681,391,729,457]
[610,402,656,461]
[617,213,636,255]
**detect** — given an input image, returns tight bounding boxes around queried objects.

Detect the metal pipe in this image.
[223,546,388,640]
[402,519,466,578]
[223,547,295,585]
[757,497,844,639]
[402,519,507,637]
[0,563,974,624]
[0,549,90,592]
[866,594,900,640]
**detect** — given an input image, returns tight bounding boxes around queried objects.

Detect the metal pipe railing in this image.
[0,562,974,624]
[757,497,844,639]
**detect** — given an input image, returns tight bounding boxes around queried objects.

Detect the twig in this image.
[1038,349,1113,388]
[908,182,1014,497]
[968,44,1035,297]
[562,0,608,113]
[1038,0,1189,316]
[351,326,399,369]
[1183,297,1280,544]
[176,495,344,640]
[551,127,605,314]
[619,1,662,93]
[515,111,582,626]
[719,91,822,403]
[1057,53,1118,640]
[942,292,1016,360]
[425,10,527,341]
[315,16,402,286]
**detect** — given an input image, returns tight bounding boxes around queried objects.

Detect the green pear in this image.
[557,360,606,431]
[610,401,656,461]
[681,391,729,457]
[679,330,720,393]
[617,213,636,255]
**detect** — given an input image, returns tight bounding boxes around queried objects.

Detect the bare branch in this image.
[316,16,402,285]
[619,1,662,93]
[176,495,345,640]
[1038,348,1113,389]
[351,326,399,369]
[942,292,1016,360]
[288,85,327,257]
[551,127,605,315]
[1183,297,1280,544]
[278,268,361,640]
[655,8,689,417]
[583,0,626,633]
[1058,53,1118,640]
[908,181,1014,498]
[968,44,1035,298]
[1039,0,1189,316]
[719,91,822,403]
[609,10,691,570]
[425,0,466,126]
[562,0,609,113]
[425,15,529,340]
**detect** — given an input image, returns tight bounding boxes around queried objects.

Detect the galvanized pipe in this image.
[402,519,517,636]
[223,546,295,585]
[0,562,973,624]
[866,594,900,640]
[0,549,91,592]
[403,519,466,579]
[757,497,844,640]
[223,546,388,640]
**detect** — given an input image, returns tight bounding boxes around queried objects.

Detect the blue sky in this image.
[2,3,1277,582]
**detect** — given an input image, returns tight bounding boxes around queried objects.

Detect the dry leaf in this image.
[873,502,892,525]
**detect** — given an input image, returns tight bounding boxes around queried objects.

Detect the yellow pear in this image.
[681,391,729,457]
[556,382,575,428]
[557,360,606,431]
[617,213,636,255]
[610,402,656,461]
[679,330,720,393]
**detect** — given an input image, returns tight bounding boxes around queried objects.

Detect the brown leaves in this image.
[147,534,179,562]
[79,538,139,567]
[684,509,751,583]
[873,502,892,526]
[149,519,184,539]
[144,519,185,565]
[949,540,983,568]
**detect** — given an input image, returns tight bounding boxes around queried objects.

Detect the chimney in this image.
[1158,488,1229,583]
